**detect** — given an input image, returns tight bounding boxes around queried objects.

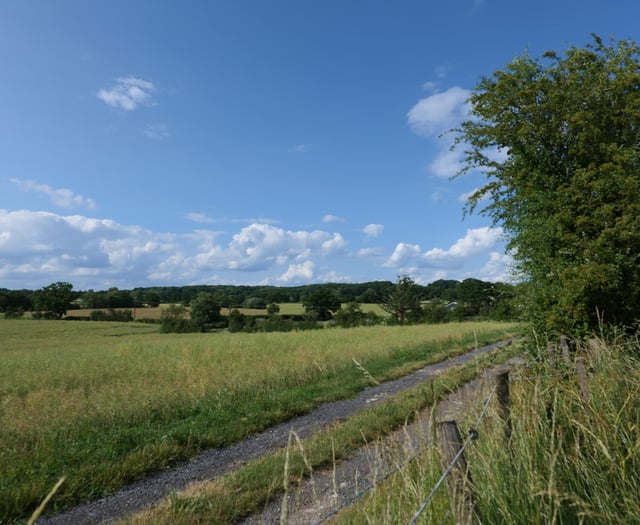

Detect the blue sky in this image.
[1,0,638,291]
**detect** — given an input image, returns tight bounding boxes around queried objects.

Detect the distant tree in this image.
[302,288,341,321]
[32,282,74,319]
[380,276,421,324]
[160,303,195,333]
[0,289,32,313]
[457,278,494,316]
[189,293,222,331]
[228,309,245,333]
[242,297,267,309]
[334,301,364,328]
[106,288,134,308]
[266,303,280,316]
[143,290,161,307]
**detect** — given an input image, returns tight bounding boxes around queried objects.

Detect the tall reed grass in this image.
[337,336,640,524]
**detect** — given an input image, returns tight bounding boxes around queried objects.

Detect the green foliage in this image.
[227,309,245,333]
[2,307,25,319]
[160,304,198,333]
[32,282,74,319]
[302,288,341,321]
[380,276,421,324]
[334,301,383,328]
[266,303,280,316]
[242,297,267,309]
[189,293,222,332]
[89,309,133,322]
[457,35,640,335]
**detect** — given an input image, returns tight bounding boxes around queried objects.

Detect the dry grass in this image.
[0,319,517,522]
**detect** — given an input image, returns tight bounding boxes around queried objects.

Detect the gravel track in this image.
[37,339,513,525]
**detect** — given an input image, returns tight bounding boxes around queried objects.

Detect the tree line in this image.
[0,277,521,328]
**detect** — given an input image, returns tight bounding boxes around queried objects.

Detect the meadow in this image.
[0,319,517,522]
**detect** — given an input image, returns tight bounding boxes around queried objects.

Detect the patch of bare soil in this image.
[37,340,515,525]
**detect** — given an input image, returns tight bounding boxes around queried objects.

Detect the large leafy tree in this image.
[189,293,222,331]
[33,281,74,319]
[457,35,640,334]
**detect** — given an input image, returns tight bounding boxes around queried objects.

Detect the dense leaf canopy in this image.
[457,35,640,334]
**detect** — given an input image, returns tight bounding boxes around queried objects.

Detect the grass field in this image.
[0,319,518,522]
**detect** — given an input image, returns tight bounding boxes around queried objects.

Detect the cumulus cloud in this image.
[407,86,471,179]
[97,77,156,111]
[478,251,515,282]
[0,211,354,289]
[9,178,96,210]
[384,227,504,269]
[278,261,314,282]
[322,214,344,223]
[363,223,384,238]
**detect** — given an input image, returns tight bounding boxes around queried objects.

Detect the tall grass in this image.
[0,319,517,522]
[336,336,640,524]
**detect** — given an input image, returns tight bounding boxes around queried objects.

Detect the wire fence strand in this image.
[407,384,497,525]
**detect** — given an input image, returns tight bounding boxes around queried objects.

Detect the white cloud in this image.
[407,86,470,138]
[143,123,169,140]
[0,211,355,289]
[357,247,383,257]
[408,86,472,179]
[428,148,466,179]
[288,144,313,153]
[478,251,515,282]
[97,77,156,111]
[384,227,504,269]
[278,261,314,283]
[9,178,96,210]
[363,223,384,238]
[185,212,216,224]
[322,214,344,223]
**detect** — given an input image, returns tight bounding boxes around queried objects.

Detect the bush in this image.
[89,309,133,322]
[3,308,24,319]
[160,318,198,333]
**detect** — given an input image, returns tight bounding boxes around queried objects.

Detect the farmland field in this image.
[0,319,519,522]
[63,302,387,320]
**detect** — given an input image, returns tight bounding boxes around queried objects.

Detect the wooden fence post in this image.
[438,421,481,525]
[575,357,591,404]
[495,368,512,443]
[546,341,557,368]
[560,335,572,365]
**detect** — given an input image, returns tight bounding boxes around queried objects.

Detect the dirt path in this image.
[241,359,521,524]
[37,339,514,525]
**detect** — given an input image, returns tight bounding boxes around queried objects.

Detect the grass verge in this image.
[334,336,640,524]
